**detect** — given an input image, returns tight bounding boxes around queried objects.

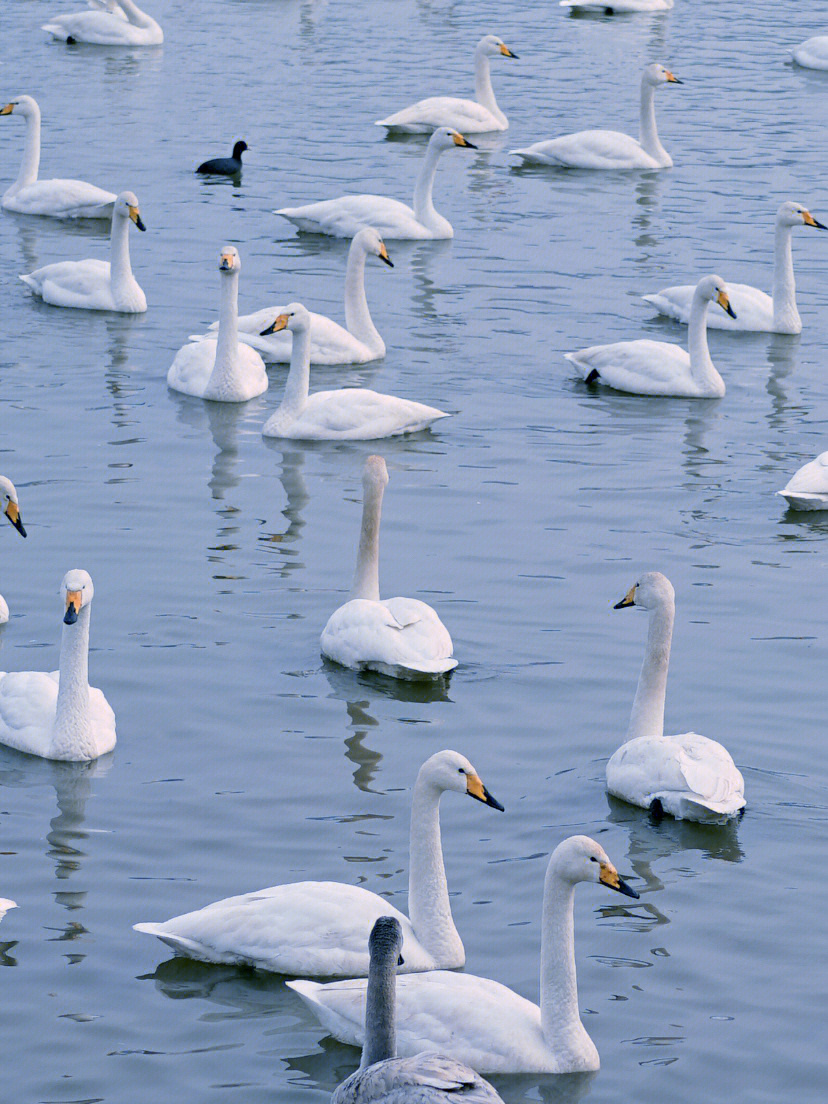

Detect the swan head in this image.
[232,140,248,160]
[363,454,389,491]
[644,63,682,87]
[614,570,675,612]
[694,274,736,318]
[550,835,639,898]
[476,34,519,60]
[218,245,240,274]
[429,127,478,152]
[777,200,826,231]
[368,916,405,968]
[114,191,145,231]
[260,302,311,337]
[62,569,93,626]
[354,228,393,268]
[0,476,26,538]
[0,95,38,118]
[418,750,504,810]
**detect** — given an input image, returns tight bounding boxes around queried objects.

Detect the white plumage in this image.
[791,35,828,70]
[42,0,163,45]
[0,476,27,624]
[0,899,16,922]
[560,0,673,10]
[777,451,828,511]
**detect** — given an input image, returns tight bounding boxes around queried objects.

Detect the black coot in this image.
[196,140,247,176]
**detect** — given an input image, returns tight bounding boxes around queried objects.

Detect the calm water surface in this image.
[1,1,827,1101]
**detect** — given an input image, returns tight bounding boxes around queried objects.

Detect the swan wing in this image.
[3,178,115,218]
[0,899,17,920]
[0,671,59,758]
[565,339,696,395]
[378,97,503,133]
[792,36,828,69]
[21,259,115,309]
[208,307,370,365]
[781,452,828,496]
[167,339,217,397]
[334,1054,503,1104]
[512,131,655,170]
[268,388,449,441]
[643,282,774,331]
[321,598,456,676]
[87,686,117,756]
[276,196,430,240]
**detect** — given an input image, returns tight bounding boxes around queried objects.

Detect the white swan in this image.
[644,203,826,334]
[560,0,673,11]
[261,304,449,439]
[197,228,393,365]
[134,750,503,976]
[333,917,503,1104]
[288,836,638,1074]
[791,36,828,70]
[777,451,828,511]
[0,899,16,922]
[275,128,477,240]
[510,63,681,170]
[376,35,518,134]
[168,247,268,402]
[20,191,147,312]
[1,96,116,218]
[0,476,27,625]
[42,0,163,45]
[565,275,734,397]
[608,572,745,822]
[0,570,116,761]
[322,456,457,680]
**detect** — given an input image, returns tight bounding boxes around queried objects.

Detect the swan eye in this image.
[457,767,465,774]
[589,856,598,863]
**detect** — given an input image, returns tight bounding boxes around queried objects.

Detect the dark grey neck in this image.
[360,952,396,1068]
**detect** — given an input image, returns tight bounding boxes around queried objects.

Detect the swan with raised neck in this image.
[42,0,164,45]
[0,475,27,624]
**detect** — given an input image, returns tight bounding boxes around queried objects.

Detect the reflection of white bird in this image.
[0,899,16,922]
[607,572,745,823]
[322,456,457,680]
[0,476,27,625]
[376,35,518,134]
[134,751,503,976]
[288,836,638,1074]
[42,0,163,45]
[791,36,828,70]
[560,0,673,10]
[777,451,828,511]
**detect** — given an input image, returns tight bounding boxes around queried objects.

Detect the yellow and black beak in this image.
[378,242,393,268]
[260,312,290,337]
[0,103,15,116]
[599,862,639,899]
[4,501,26,538]
[219,251,236,271]
[465,773,505,811]
[665,70,683,84]
[64,590,82,625]
[499,44,519,59]
[716,289,736,319]
[452,132,478,150]
[803,210,827,230]
[614,584,637,610]
[128,206,146,231]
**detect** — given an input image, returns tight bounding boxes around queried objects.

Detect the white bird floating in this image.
[791,35,828,70]
[0,570,116,762]
[511,63,680,170]
[565,275,734,397]
[20,191,147,312]
[0,899,16,922]
[376,35,518,134]
[260,304,449,440]
[644,202,826,334]
[275,128,477,240]
[332,917,504,1104]
[607,572,746,822]
[0,476,27,626]
[1,95,116,218]
[777,451,828,511]
[133,750,503,976]
[560,0,673,11]
[288,835,638,1074]
[321,456,457,680]
[196,228,393,365]
[167,247,268,402]
[42,0,163,45]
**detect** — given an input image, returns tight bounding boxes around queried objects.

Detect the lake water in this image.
[1,1,826,1101]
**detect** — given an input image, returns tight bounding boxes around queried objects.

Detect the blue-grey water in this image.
[1,1,826,1101]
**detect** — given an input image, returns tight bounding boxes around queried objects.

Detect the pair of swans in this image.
[511,63,680,170]
[333,917,503,1104]
[289,836,638,1074]
[608,572,746,822]
[0,570,116,761]
[778,452,828,511]
[1,95,115,218]
[134,750,503,975]
[321,456,456,679]
[645,202,826,334]
[376,35,518,134]
[276,127,477,239]
[43,0,163,45]
[567,275,734,397]
[1,477,27,625]
[21,192,147,312]
[791,36,828,70]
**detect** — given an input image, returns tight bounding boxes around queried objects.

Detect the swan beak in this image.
[599,862,639,899]
[802,210,827,230]
[665,70,683,83]
[0,103,15,116]
[4,501,26,538]
[466,773,505,811]
[129,206,146,231]
[452,132,478,149]
[260,313,289,337]
[499,44,519,58]
[64,590,82,625]
[614,584,637,610]
[219,251,236,271]
[716,290,736,318]
[378,243,394,268]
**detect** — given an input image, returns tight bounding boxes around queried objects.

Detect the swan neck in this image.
[628,597,674,740]
[343,239,382,352]
[117,0,152,26]
[474,48,499,116]
[412,142,443,230]
[539,868,585,1052]
[639,80,667,163]
[360,953,396,1069]
[350,476,384,601]
[687,290,721,391]
[278,324,311,419]
[772,220,800,330]
[51,605,92,759]
[206,269,243,393]
[109,213,133,290]
[14,105,41,190]
[407,778,460,962]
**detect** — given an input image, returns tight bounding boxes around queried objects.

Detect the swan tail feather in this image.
[133,922,210,957]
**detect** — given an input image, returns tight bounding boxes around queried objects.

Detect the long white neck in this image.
[109,213,133,292]
[350,476,384,601]
[407,777,463,965]
[687,290,724,394]
[117,0,152,26]
[206,270,246,394]
[343,240,383,354]
[771,220,801,333]
[412,142,445,231]
[638,80,669,165]
[474,48,504,123]
[360,953,396,1069]
[277,323,311,420]
[628,597,674,741]
[50,606,96,760]
[13,106,41,191]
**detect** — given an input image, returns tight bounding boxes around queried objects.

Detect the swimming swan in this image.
[376,35,518,134]
[321,456,457,679]
[168,247,268,402]
[777,451,828,511]
[510,63,681,170]
[0,570,116,761]
[644,202,826,333]
[0,476,27,625]
[565,275,734,397]
[560,0,673,11]
[332,917,503,1104]
[607,572,746,822]
[1,96,116,218]
[791,36,828,70]
[42,0,163,45]
[275,128,477,240]
[198,228,393,365]
[288,835,638,1074]
[20,191,147,312]
[133,750,503,976]
[261,304,449,439]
